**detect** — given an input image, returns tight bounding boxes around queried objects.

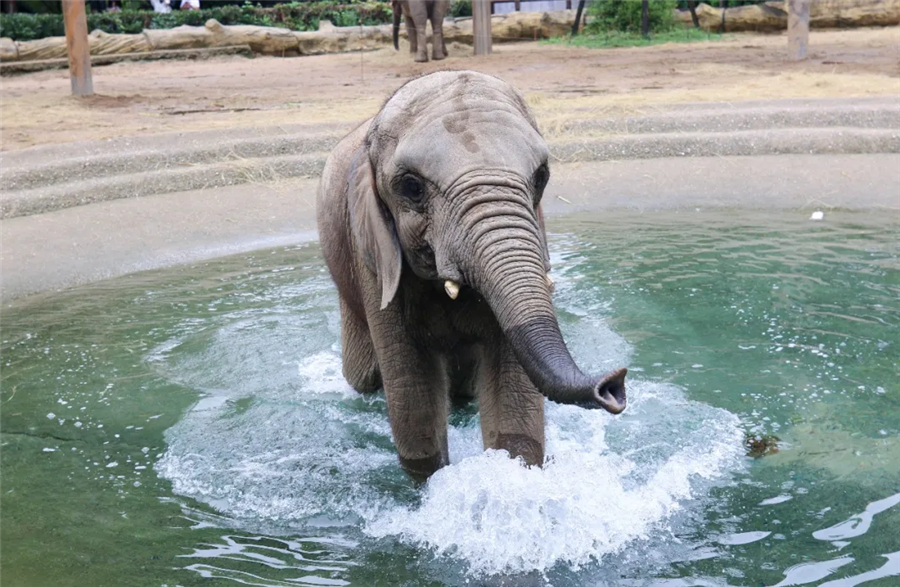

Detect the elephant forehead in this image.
[395,109,548,181]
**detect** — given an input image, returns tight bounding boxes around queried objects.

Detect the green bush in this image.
[451,0,472,18]
[586,0,677,35]
[0,2,394,41]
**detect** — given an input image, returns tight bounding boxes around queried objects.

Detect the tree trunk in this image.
[572,0,586,36]
[687,0,700,28]
[641,0,650,38]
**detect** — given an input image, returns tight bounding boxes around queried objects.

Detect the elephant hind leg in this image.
[340,297,381,393]
[405,15,417,55]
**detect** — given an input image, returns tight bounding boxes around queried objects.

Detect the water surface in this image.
[2,210,898,586]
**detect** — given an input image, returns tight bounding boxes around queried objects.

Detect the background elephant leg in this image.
[340,297,381,393]
[405,15,417,55]
[431,17,446,60]
[415,24,428,62]
[477,342,546,467]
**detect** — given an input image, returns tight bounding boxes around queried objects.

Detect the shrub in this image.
[451,0,472,18]
[0,1,394,42]
[586,0,677,35]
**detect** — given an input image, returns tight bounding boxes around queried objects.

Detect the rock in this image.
[207,20,299,56]
[675,0,900,32]
[143,23,213,51]
[14,36,68,61]
[0,37,18,62]
[89,29,152,56]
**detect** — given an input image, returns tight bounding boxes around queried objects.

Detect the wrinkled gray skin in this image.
[392,0,449,63]
[317,71,627,480]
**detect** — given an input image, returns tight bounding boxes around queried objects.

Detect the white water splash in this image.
[152,268,745,576]
[366,381,744,575]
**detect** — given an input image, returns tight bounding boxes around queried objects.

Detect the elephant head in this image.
[347,71,627,414]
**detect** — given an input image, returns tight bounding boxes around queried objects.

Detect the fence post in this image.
[787,0,811,60]
[474,0,492,56]
[62,0,93,96]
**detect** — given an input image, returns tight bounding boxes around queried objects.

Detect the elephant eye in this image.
[399,175,425,203]
[533,164,550,201]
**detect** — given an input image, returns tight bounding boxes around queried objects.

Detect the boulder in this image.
[0,37,18,61]
[14,36,68,61]
[675,0,900,32]
[204,19,299,56]
[143,23,214,50]
[88,29,152,56]
[811,0,900,27]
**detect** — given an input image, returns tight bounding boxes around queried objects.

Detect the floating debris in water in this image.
[745,433,780,458]
[810,211,825,221]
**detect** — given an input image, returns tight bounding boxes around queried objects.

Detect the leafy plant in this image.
[451,0,472,18]
[586,0,677,35]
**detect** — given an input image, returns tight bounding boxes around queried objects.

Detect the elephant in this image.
[392,0,449,63]
[316,71,627,480]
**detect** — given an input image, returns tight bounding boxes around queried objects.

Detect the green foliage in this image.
[451,0,472,18]
[0,1,394,41]
[586,0,677,34]
[545,27,725,49]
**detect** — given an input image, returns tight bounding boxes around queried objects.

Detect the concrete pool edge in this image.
[2,153,899,303]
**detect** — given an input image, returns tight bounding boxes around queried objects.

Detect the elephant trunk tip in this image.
[592,367,628,414]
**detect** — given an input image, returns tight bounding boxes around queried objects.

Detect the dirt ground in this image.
[1,27,898,151]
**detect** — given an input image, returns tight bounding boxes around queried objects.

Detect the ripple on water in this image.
[151,284,746,576]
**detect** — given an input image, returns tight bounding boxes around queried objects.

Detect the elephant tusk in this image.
[444,280,460,300]
[546,274,555,292]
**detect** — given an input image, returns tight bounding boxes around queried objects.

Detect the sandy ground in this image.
[1,27,899,150]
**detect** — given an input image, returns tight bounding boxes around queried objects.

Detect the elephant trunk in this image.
[454,186,627,414]
[392,1,401,51]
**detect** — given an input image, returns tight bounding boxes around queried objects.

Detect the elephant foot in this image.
[432,53,445,61]
[414,55,428,63]
[399,452,447,482]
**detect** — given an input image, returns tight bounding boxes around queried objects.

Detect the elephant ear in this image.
[347,148,402,310]
[536,203,552,273]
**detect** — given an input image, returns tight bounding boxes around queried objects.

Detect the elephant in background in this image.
[392,0,449,63]
[316,71,627,481]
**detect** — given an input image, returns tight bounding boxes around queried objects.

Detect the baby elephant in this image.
[317,71,627,480]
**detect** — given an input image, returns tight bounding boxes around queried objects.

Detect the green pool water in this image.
[1,210,898,587]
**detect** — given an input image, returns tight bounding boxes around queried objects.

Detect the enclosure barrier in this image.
[1,0,898,66]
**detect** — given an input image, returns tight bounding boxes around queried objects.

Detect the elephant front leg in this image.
[368,309,449,479]
[383,347,449,480]
[339,297,381,393]
[477,342,545,467]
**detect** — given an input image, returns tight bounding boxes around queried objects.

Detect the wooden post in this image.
[473,0,492,56]
[63,0,93,96]
[572,0,586,36]
[687,0,700,28]
[787,0,811,61]
[641,0,650,38]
